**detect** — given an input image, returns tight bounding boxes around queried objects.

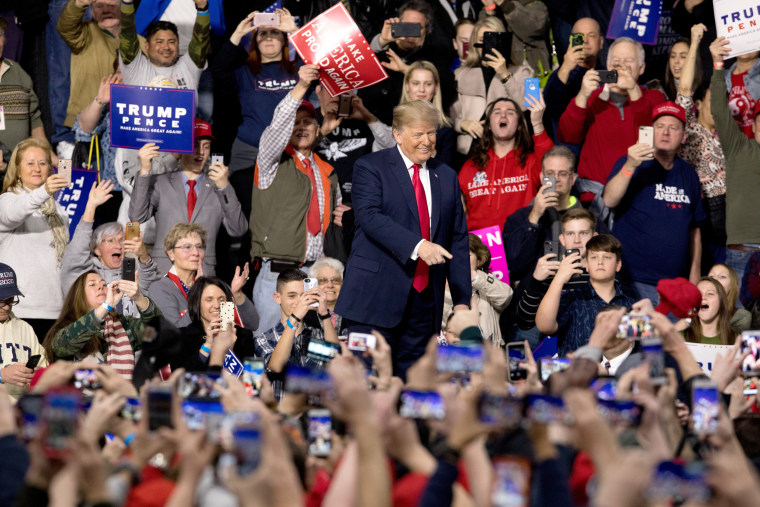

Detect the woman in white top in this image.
[0,138,69,339]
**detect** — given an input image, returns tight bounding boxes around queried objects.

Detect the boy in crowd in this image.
[253,269,338,401]
[536,234,635,356]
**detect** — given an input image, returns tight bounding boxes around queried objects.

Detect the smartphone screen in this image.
[42,389,82,458]
[642,337,667,385]
[147,384,174,431]
[242,358,265,397]
[524,78,540,108]
[72,369,102,390]
[491,456,531,507]
[617,314,654,340]
[284,364,333,395]
[234,423,261,475]
[741,331,760,376]
[436,344,484,373]
[507,343,527,382]
[308,409,332,457]
[597,399,642,427]
[539,358,570,383]
[398,390,445,420]
[182,398,225,431]
[178,371,225,400]
[391,22,421,38]
[691,381,719,435]
[307,339,341,363]
[348,332,376,351]
[478,392,523,427]
[525,394,567,424]
[590,377,618,400]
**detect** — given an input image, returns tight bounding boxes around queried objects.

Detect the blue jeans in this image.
[633,281,660,307]
[251,260,309,335]
[47,0,74,144]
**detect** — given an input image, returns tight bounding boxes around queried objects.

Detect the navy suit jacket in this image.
[335,147,471,329]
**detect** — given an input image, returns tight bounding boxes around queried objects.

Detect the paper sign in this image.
[470,225,510,285]
[714,0,760,58]
[56,168,99,238]
[110,84,195,152]
[289,3,388,97]
[223,348,244,378]
[685,342,733,376]
[607,0,663,45]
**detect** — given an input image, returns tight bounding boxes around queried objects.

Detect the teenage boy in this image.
[253,269,338,401]
[536,234,635,356]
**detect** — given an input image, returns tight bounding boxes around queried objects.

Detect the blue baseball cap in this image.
[0,263,23,299]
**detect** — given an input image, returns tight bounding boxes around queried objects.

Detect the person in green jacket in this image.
[42,270,161,380]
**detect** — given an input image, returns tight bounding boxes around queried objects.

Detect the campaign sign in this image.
[607,0,663,45]
[56,168,99,238]
[470,225,510,284]
[685,343,733,376]
[223,349,244,378]
[714,0,760,58]
[289,3,387,97]
[110,84,194,152]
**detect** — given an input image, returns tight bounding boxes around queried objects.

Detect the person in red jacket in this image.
[557,36,666,199]
[459,95,553,231]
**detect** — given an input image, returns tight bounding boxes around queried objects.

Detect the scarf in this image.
[104,313,135,380]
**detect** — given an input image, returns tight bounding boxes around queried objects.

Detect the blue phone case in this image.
[524,78,540,108]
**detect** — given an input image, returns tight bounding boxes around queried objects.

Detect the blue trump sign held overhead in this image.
[109,84,195,152]
[607,0,663,45]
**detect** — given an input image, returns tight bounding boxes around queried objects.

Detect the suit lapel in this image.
[190,174,213,222]
[429,164,441,238]
[389,149,421,224]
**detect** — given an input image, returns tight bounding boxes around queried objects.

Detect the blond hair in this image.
[401,61,452,127]
[163,222,208,255]
[392,100,440,132]
[462,17,507,69]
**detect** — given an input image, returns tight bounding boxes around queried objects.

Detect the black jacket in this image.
[172,322,256,372]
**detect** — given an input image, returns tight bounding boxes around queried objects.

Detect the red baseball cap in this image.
[297,100,317,118]
[652,101,686,125]
[655,277,702,319]
[194,118,214,140]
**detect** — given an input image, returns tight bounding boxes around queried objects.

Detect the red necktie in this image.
[304,159,321,235]
[412,163,430,292]
[186,180,197,220]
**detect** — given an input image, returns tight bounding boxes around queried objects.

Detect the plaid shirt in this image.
[256,93,341,261]
[253,322,325,401]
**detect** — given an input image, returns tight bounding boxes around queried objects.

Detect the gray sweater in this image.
[60,219,161,317]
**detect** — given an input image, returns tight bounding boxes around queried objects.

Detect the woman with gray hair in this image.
[61,179,161,317]
[308,257,346,334]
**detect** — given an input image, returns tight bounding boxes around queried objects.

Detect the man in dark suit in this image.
[335,100,471,377]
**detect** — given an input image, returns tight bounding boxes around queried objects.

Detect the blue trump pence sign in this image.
[109,84,195,153]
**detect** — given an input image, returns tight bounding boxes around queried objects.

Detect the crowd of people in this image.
[1,0,760,505]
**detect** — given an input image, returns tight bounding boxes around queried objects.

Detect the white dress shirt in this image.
[602,345,634,376]
[397,146,433,260]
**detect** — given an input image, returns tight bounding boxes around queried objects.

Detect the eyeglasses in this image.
[0,296,19,307]
[173,244,204,253]
[318,277,343,285]
[102,237,125,246]
[543,171,573,179]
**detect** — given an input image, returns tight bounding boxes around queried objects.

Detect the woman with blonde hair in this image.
[366,60,456,165]
[454,16,534,157]
[0,138,69,339]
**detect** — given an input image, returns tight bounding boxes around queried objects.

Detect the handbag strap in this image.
[88,134,101,183]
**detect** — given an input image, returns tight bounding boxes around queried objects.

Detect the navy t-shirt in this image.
[607,156,706,284]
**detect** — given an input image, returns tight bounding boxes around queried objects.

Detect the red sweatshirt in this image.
[459,131,553,231]
[557,86,666,185]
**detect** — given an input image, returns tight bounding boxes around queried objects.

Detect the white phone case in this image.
[220,302,235,331]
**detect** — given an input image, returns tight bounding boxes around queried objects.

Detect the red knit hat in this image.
[652,101,686,125]
[655,277,702,318]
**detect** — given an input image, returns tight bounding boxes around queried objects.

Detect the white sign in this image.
[685,342,733,376]
[714,0,760,58]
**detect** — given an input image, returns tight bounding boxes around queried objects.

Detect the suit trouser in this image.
[346,285,436,380]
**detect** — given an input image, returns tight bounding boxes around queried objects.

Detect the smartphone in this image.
[539,357,570,383]
[597,399,642,427]
[178,371,225,400]
[242,358,265,397]
[590,377,618,401]
[337,94,353,118]
[120,397,141,423]
[639,125,654,158]
[72,369,102,390]
[17,393,44,440]
[253,12,280,26]
[482,31,508,60]
[303,278,319,308]
[122,257,136,283]
[308,408,332,457]
[42,389,82,458]
[507,342,527,382]
[182,398,225,431]
[642,337,667,386]
[233,421,261,475]
[648,461,710,503]
[391,22,421,38]
[57,159,72,186]
[436,344,484,373]
[570,33,585,47]
[491,456,531,507]
[211,153,224,166]
[597,69,618,84]
[25,354,41,369]
[741,331,760,377]
[525,394,568,424]
[348,332,376,352]
[524,77,540,108]
[541,176,556,194]
[146,384,174,431]
[398,390,445,420]
[220,301,235,332]
[543,240,560,259]
[744,378,758,396]
[617,313,654,340]
[691,379,719,435]
[284,364,333,395]
[564,248,580,258]
[306,338,341,363]
[477,392,523,428]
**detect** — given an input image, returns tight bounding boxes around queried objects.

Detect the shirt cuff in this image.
[411,239,425,261]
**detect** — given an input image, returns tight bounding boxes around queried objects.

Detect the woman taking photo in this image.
[171,277,256,372]
[364,61,456,165]
[43,271,160,379]
[213,8,300,173]
[454,16,533,157]
[149,223,258,329]
[0,138,69,340]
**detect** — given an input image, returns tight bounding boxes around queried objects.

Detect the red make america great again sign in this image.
[289,3,388,97]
